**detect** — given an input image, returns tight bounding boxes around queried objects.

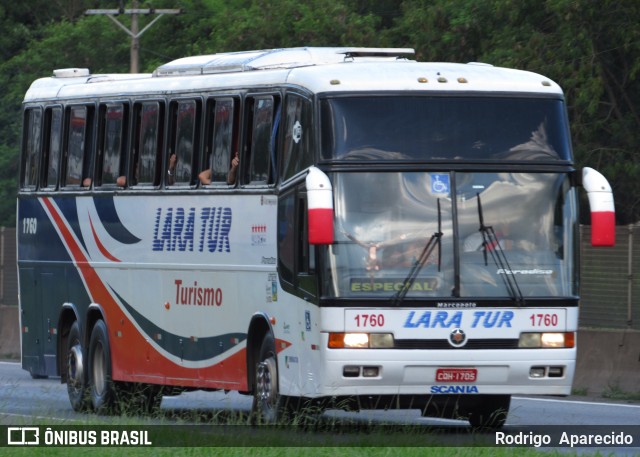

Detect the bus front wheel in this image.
[88,319,116,413]
[252,332,287,424]
[66,321,89,411]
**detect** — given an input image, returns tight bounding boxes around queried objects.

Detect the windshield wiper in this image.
[393,199,443,306]
[476,193,525,306]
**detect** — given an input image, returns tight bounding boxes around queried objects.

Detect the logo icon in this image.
[448,328,467,348]
[7,427,40,446]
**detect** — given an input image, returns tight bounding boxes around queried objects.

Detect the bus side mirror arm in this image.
[582,167,615,247]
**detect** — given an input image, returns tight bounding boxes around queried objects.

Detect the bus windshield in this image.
[322,171,577,300]
[320,96,571,162]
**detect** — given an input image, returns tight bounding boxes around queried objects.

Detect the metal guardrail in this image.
[580,223,639,330]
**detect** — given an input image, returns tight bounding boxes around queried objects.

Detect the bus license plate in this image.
[435,368,477,382]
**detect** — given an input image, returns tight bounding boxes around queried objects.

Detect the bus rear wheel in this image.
[88,319,116,413]
[252,332,288,424]
[66,321,89,411]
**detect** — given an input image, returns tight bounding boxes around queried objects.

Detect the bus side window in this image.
[133,101,164,187]
[277,186,317,298]
[42,106,62,190]
[202,98,239,185]
[297,192,317,296]
[63,105,94,188]
[281,94,313,181]
[97,103,128,187]
[278,189,296,285]
[167,99,200,186]
[21,107,43,190]
[245,95,280,185]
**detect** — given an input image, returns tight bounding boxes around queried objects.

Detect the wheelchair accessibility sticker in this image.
[430,173,450,195]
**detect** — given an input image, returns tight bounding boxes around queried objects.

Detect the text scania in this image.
[153,207,231,252]
[175,280,222,306]
[403,310,514,328]
[431,385,479,394]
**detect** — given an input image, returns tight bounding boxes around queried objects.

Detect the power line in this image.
[85,1,181,73]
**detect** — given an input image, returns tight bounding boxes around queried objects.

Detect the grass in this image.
[1,412,630,457]
[602,384,640,402]
[1,376,635,457]
[0,446,625,457]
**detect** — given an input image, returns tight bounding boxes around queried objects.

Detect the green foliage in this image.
[0,0,639,225]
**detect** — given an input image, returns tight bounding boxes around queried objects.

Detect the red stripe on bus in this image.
[88,213,121,262]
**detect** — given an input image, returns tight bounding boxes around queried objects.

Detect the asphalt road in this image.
[1,359,639,451]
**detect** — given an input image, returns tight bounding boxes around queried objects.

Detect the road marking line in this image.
[513,396,640,409]
[0,412,83,422]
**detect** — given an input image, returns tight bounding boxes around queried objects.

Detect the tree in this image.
[0,0,639,226]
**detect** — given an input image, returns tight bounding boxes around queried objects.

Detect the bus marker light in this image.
[328,332,394,349]
[519,332,574,348]
[417,77,428,83]
[164,302,170,310]
[362,366,379,377]
[343,366,360,377]
[343,333,369,348]
[370,333,394,348]
[548,366,564,377]
[530,367,545,378]
[541,332,566,348]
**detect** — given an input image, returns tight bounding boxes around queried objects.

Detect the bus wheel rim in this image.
[256,357,278,413]
[68,344,84,387]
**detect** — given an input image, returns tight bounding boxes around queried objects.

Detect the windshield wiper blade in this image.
[476,193,525,306]
[393,199,443,306]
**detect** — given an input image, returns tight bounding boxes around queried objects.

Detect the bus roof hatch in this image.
[153,47,415,77]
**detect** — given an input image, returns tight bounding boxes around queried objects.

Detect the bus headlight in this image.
[328,333,394,349]
[518,332,575,348]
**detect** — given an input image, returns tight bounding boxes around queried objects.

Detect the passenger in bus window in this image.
[166,153,177,185]
[198,168,211,185]
[227,150,239,184]
[198,150,239,185]
[116,152,142,187]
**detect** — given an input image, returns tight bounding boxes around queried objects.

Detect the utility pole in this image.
[86,1,182,73]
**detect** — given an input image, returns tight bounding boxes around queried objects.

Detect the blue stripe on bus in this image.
[52,197,88,254]
[93,196,141,245]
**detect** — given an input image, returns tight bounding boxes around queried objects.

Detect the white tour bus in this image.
[17,47,615,428]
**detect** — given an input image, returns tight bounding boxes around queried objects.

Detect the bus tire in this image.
[466,395,510,430]
[66,320,89,411]
[252,332,287,424]
[88,319,116,413]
